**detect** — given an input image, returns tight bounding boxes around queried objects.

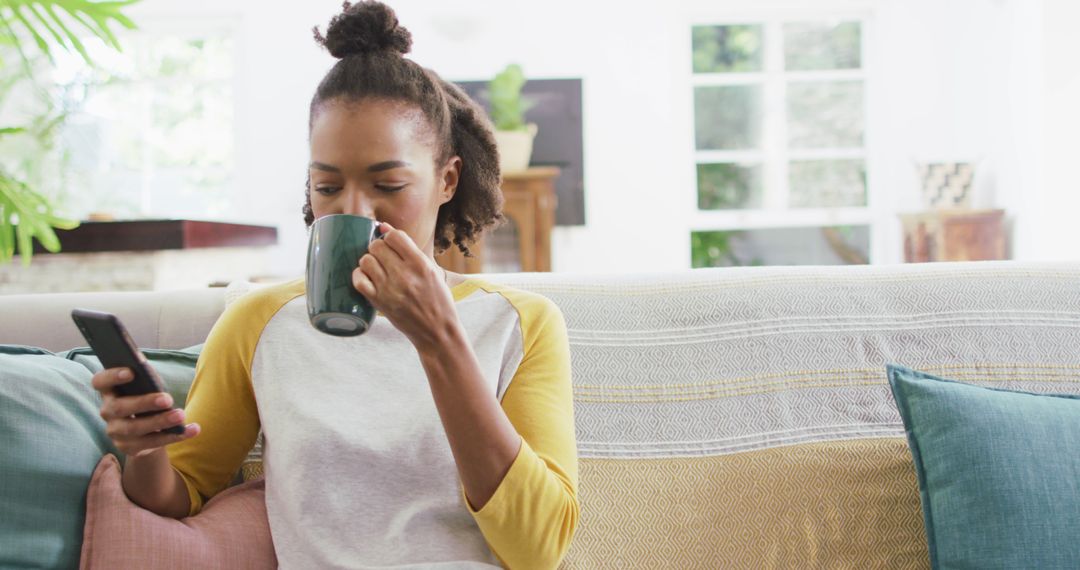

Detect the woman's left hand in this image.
[352,222,459,349]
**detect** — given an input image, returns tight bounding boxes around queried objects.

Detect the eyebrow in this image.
[308,160,411,173]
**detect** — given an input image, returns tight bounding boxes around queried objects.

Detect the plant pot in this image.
[493,123,538,174]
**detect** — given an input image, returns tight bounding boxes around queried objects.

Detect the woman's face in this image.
[308,98,460,258]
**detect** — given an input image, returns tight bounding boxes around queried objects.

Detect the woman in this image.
[90,2,579,567]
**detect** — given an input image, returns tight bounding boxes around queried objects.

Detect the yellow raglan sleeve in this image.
[466,291,580,569]
[166,279,303,516]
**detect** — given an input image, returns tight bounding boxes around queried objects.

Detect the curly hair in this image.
[305,0,504,256]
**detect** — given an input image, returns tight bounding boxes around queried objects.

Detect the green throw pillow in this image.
[0,344,202,570]
[887,364,1080,569]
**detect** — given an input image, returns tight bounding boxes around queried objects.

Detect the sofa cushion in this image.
[79,454,275,570]
[888,364,1080,569]
[0,346,118,570]
[0,344,201,569]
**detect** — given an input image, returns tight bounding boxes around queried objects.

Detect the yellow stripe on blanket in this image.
[561,438,927,569]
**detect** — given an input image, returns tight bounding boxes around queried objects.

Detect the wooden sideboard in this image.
[436,167,559,274]
[899,209,1007,262]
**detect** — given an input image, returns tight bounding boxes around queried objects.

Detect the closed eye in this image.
[376,185,407,193]
[314,186,341,196]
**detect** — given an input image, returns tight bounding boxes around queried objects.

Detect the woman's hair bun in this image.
[313,1,412,59]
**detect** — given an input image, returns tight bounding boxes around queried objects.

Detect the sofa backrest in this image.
[3,261,1079,568]
[482,261,1080,568]
[0,287,226,351]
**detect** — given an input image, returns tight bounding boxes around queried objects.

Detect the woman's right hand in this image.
[92,367,200,457]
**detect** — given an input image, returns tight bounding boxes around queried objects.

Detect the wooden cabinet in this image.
[900,209,1006,262]
[436,167,559,274]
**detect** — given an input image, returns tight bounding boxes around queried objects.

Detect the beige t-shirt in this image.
[167,278,578,568]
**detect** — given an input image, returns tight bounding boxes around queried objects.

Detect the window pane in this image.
[695,85,763,150]
[787,80,863,148]
[784,21,861,71]
[789,159,866,208]
[691,226,869,268]
[697,163,762,210]
[692,25,763,73]
[54,36,234,219]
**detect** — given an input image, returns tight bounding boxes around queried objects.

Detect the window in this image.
[690,18,870,267]
[50,32,234,220]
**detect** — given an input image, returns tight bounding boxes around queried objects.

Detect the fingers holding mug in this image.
[352,264,377,299]
[359,252,387,286]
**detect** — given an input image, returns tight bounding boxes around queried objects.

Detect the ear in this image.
[439,156,462,205]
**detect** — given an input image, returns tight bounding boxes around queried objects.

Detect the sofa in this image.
[1,260,1078,568]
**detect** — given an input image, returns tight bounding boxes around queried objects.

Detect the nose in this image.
[341,188,376,219]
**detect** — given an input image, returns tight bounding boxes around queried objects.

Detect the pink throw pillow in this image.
[80,454,276,569]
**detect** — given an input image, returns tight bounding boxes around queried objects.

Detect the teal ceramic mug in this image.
[306,214,385,336]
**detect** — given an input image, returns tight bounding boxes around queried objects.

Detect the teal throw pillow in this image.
[887,364,1080,569]
[0,344,202,570]
[63,344,203,408]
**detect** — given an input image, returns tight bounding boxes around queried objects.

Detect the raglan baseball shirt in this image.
[166,278,579,569]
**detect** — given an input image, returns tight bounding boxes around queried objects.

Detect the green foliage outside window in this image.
[692,25,762,74]
[697,163,762,210]
[692,230,760,268]
[783,21,861,71]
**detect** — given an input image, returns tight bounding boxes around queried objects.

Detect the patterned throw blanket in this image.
[484,261,1080,569]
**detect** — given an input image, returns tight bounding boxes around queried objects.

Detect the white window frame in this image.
[683,7,888,266]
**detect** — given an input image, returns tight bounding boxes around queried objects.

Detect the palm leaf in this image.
[0,0,140,66]
[0,11,34,75]
[7,4,51,62]
[14,214,32,265]
[0,173,78,264]
[56,0,138,51]
[37,2,88,62]
[24,3,66,53]
[0,193,15,263]
[29,215,61,251]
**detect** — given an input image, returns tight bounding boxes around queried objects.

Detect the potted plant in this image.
[0,0,138,265]
[488,63,536,174]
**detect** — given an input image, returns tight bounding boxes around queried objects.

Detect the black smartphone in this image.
[71,308,185,435]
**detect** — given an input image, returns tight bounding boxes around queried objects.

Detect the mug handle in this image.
[372,222,387,242]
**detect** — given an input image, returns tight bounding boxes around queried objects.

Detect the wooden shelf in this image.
[33,219,278,254]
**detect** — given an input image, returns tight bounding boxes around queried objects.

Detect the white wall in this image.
[871,0,1044,261]
[1040,0,1080,261]
[400,0,690,274]
[124,0,1067,277]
